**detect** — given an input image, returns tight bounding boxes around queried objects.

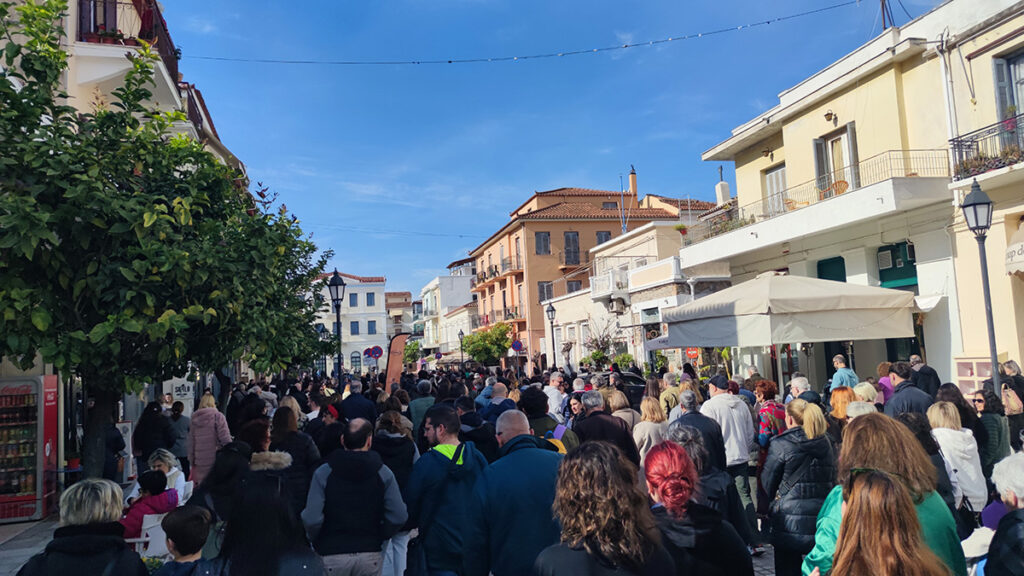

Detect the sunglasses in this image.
[972,398,985,404]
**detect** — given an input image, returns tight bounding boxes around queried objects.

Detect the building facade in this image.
[470,176,676,371]
[385,291,413,339]
[418,274,475,360]
[315,273,389,375]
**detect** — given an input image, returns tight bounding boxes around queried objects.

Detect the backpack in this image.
[544,425,568,454]
[1002,383,1023,416]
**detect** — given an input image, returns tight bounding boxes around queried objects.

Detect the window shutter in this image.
[994,58,1014,119]
[813,138,829,189]
[79,0,92,39]
[103,0,117,33]
[845,122,860,188]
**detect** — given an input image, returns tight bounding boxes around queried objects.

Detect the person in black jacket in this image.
[644,441,752,576]
[302,418,407,574]
[132,401,175,476]
[884,361,934,418]
[103,422,126,482]
[269,407,321,518]
[18,479,147,576]
[455,396,499,463]
[672,390,728,472]
[341,380,377,423]
[372,411,418,576]
[910,355,943,398]
[573,390,641,466]
[987,453,1024,576]
[762,399,836,576]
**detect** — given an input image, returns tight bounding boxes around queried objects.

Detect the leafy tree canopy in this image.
[462,323,511,366]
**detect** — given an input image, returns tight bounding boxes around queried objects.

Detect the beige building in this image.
[469,175,676,370]
[385,291,413,338]
[674,0,1024,387]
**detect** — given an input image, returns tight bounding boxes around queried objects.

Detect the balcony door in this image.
[813,122,860,194]
[564,232,580,265]
[763,164,787,216]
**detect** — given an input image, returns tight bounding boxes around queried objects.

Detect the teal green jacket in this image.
[802,485,967,576]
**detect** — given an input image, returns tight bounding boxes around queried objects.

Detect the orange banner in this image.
[384,333,410,395]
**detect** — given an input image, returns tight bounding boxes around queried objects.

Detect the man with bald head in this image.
[479,382,516,425]
[463,410,562,576]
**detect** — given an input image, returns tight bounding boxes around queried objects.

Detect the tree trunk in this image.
[82,380,119,479]
[214,369,232,413]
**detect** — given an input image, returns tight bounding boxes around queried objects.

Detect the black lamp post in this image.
[458,328,465,368]
[327,269,347,379]
[961,179,1001,389]
[315,324,328,374]
[546,303,557,370]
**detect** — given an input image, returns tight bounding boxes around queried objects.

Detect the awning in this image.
[1007,222,1024,275]
[644,335,676,351]
[914,294,945,313]
[661,272,916,348]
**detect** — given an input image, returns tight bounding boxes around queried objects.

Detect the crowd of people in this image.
[17,354,1024,576]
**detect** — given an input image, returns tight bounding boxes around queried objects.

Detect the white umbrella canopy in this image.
[662,272,916,348]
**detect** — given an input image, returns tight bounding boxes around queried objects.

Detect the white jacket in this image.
[700,393,755,467]
[543,386,565,423]
[932,427,987,511]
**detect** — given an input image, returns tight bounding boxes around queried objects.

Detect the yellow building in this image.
[678,0,1022,386]
[945,2,1024,384]
[469,176,676,370]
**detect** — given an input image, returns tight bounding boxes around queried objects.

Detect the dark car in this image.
[598,371,647,410]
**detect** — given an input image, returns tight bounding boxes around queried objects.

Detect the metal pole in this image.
[549,319,557,370]
[976,235,1002,389]
[334,303,342,379]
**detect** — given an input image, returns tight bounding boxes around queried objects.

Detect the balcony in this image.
[500,256,523,275]
[77,0,179,84]
[590,268,629,304]
[501,306,524,321]
[951,113,1024,181]
[679,149,951,269]
[558,250,589,268]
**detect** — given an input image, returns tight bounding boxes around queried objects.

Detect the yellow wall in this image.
[948,16,1024,136]
[735,133,786,207]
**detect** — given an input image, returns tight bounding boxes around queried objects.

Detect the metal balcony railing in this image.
[590,268,629,296]
[951,113,1024,180]
[558,250,589,266]
[77,0,179,85]
[500,256,523,274]
[688,149,949,242]
[502,306,521,321]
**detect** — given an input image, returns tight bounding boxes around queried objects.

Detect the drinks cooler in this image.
[0,376,58,523]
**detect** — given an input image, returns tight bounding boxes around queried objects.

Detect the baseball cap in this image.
[709,374,730,390]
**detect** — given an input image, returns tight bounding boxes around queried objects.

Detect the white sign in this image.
[167,377,194,417]
[1007,224,1024,275]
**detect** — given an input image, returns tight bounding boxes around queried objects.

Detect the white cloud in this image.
[184,17,218,35]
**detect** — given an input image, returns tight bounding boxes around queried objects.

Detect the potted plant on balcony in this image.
[674,223,689,236]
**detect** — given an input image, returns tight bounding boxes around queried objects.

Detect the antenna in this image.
[619,174,626,233]
[880,0,897,29]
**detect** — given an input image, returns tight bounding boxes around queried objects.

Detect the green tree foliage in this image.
[461,323,511,366]
[403,340,420,365]
[613,352,634,368]
[0,1,327,476]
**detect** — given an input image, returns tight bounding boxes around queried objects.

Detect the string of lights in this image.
[186,0,861,67]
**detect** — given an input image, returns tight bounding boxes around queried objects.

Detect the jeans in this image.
[381,531,410,576]
[727,462,758,540]
[322,551,383,576]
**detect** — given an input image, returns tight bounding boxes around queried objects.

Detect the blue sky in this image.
[163,0,939,294]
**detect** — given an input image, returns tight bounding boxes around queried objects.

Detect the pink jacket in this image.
[187,407,232,484]
[121,489,178,538]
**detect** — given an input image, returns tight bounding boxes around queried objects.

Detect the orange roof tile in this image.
[315,272,387,284]
[516,202,676,221]
[644,194,718,211]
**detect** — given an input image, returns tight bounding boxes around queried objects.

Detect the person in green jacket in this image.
[801,413,967,576]
[971,389,1011,478]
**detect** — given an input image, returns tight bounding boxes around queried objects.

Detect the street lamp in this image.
[458,329,465,369]
[315,323,328,374]
[961,179,1001,389]
[546,303,557,370]
[327,269,347,379]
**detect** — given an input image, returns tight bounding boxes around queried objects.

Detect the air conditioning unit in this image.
[609,299,626,314]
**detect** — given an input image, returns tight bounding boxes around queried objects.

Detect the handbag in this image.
[1002,383,1023,416]
[405,443,465,576]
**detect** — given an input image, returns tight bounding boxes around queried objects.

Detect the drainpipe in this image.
[935,31,959,203]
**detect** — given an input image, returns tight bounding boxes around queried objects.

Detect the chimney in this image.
[715,181,731,206]
[628,165,637,196]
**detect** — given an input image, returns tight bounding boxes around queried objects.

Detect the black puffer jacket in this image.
[17,522,147,576]
[762,426,836,552]
[652,503,753,576]
[269,431,321,517]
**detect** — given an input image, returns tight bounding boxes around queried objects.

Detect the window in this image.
[596,231,611,244]
[366,292,375,307]
[813,123,860,191]
[350,321,360,335]
[535,232,550,255]
[538,281,553,302]
[351,352,362,373]
[368,320,377,335]
[567,280,582,293]
[602,202,617,209]
[564,231,579,265]
[764,164,788,214]
[349,292,358,307]
[995,53,1024,120]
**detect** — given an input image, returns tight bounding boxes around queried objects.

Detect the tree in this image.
[0,2,326,476]
[584,316,620,358]
[403,340,420,366]
[462,323,511,366]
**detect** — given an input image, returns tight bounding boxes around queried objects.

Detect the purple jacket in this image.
[187,407,232,484]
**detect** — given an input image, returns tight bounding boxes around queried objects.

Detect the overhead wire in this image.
[185,0,862,67]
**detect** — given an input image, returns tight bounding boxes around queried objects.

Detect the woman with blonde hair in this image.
[803,413,966,576]
[188,392,232,484]
[125,448,186,504]
[927,401,987,513]
[610,389,642,432]
[17,479,148,575]
[813,470,950,576]
[762,399,835,576]
[632,397,668,466]
[534,442,674,575]
[277,395,306,430]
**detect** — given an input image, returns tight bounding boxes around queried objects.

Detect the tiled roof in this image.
[645,194,718,211]
[517,202,676,220]
[447,256,474,268]
[537,187,622,196]
[444,302,478,317]
[315,272,387,284]
[385,291,412,298]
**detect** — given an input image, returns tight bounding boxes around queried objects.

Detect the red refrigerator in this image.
[0,376,58,523]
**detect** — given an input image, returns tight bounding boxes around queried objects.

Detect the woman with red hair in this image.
[644,442,753,576]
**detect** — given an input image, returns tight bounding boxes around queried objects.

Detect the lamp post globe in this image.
[327,269,347,379]
[961,180,1000,388]
[545,303,556,370]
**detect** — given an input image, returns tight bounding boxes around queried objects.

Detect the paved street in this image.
[0,518,57,576]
